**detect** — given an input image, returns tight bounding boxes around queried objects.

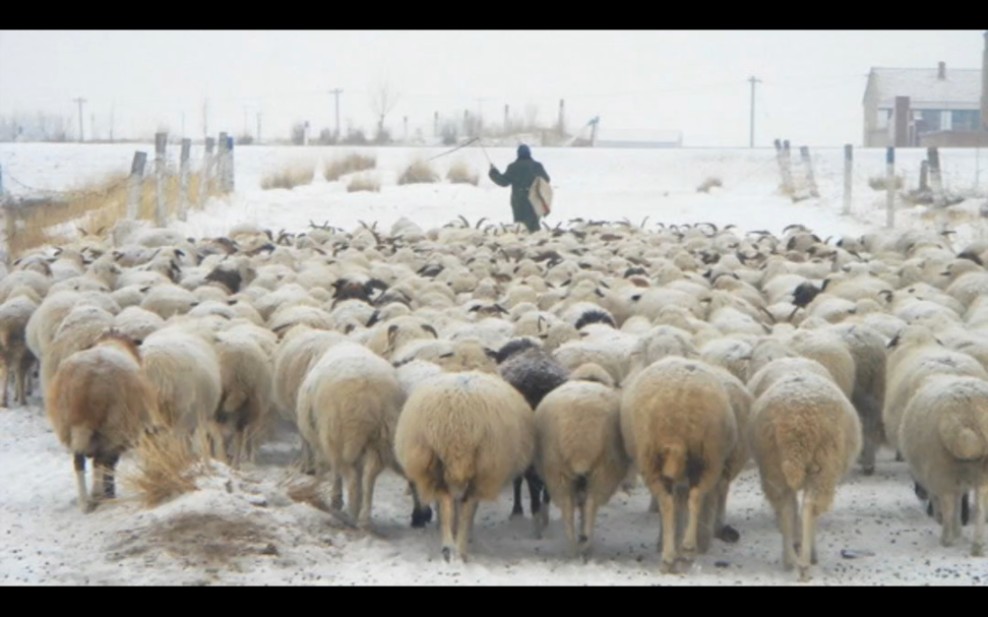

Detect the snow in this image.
[1,142,987,586]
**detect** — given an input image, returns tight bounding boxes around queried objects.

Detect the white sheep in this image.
[296,341,406,529]
[212,328,274,466]
[620,356,737,573]
[395,370,535,561]
[533,362,630,557]
[0,291,39,406]
[899,374,988,555]
[747,361,862,582]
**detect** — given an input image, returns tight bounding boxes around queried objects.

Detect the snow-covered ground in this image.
[1,142,986,586]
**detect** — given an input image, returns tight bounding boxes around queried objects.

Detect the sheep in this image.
[620,356,737,573]
[497,337,570,521]
[395,370,535,561]
[899,374,988,555]
[747,361,862,582]
[212,328,274,467]
[139,326,223,451]
[45,330,156,512]
[533,362,630,557]
[0,291,39,407]
[41,305,117,396]
[883,325,988,453]
[296,341,407,529]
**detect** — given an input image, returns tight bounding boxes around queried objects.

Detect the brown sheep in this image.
[46,330,157,512]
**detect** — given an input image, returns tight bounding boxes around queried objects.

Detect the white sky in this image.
[0,30,984,147]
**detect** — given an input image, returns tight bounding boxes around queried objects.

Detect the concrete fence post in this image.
[886,147,896,229]
[920,160,929,192]
[842,144,853,215]
[154,132,168,226]
[178,138,191,221]
[800,145,819,198]
[126,151,147,220]
[225,135,235,193]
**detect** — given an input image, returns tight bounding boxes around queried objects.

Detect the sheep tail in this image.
[654,443,687,484]
[940,413,988,461]
[69,425,94,456]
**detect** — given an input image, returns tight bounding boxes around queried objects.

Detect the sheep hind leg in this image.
[774,491,799,572]
[74,454,94,513]
[680,484,708,564]
[455,497,479,562]
[650,482,678,573]
[356,453,383,530]
[510,476,524,517]
[972,485,986,557]
[525,467,545,517]
[579,492,598,562]
[343,463,363,523]
[798,490,817,582]
[938,492,961,547]
[439,492,457,562]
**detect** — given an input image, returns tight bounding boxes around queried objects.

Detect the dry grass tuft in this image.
[346,174,381,193]
[324,153,376,182]
[446,161,479,185]
[868,175,904,191]
[125,428,206,508]
[398,159,439,185]
[696,176,723,193]
[5,170,216,259]
[260,165,315,190]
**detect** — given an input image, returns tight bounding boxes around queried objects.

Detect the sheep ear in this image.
[630,294,642,302]
[887,334,900,349]
[387,324,400,347]
[484,347,498,359]
[422,325,438,338]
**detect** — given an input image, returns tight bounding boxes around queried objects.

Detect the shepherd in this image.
[489,144,551,233]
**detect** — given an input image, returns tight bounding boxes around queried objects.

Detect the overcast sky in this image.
[0,30,984,147]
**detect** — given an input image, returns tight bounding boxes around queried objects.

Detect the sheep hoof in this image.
[716,525,740,543]
[411,506,433,528]
[441,546,453,563]
[972,543,984,557]
[860,464,875,476]
[659,559,676,574]
[798,567,812,583]
[80,499,97,514]
[331,496,344,511]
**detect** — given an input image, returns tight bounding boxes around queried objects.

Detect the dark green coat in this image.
[489,157,550,232]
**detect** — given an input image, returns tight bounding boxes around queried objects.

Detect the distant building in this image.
[863,32,988,148]
[592,128,682,148]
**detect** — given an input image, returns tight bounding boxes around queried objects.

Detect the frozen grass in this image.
[346,174,381,193]
[324,153,376,182]
[446,160,479,185]
[260,165,315,190]
[398,159,439,185]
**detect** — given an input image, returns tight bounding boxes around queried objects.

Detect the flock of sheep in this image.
[1,213,987,582]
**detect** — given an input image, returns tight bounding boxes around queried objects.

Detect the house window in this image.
[916,110,941,133]
[876,108,892,130]
[951,110,980,132]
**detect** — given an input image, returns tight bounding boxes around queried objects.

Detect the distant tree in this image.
[318,128,336,145]
[369,80,400,144]
[343,128,368,145]
[290,122,306,145]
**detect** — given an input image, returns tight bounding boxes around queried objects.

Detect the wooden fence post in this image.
[3,203,14,267]
[225,134,235,192]
[919,160,929,192]
[800,145,819,198]
[775,139,794,198]
[154,132,167,227]
[928,147,945,208]
[178,138,191,221]
[842,144,853,215]
[886,147,896,229]
[126,151,147,220]
[199,137,215,206]
[217,132,229,194]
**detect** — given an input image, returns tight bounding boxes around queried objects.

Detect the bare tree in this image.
[370,80,400,144]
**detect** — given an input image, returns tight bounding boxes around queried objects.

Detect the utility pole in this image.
[748,76,761,148]
[329,88,343,142]
[72,97,87,142]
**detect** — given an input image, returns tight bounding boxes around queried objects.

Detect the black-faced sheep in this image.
[45,330,156,512]
[395,371,535,561]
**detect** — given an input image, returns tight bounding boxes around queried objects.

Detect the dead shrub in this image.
[869,175,904,191]
[125,428,208,508]
[346,174,381,193]
[696,176,723,193]
[398,159,439,185]
[260,165,315,190]
[324,153,376,182]
[446,161,479,185]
